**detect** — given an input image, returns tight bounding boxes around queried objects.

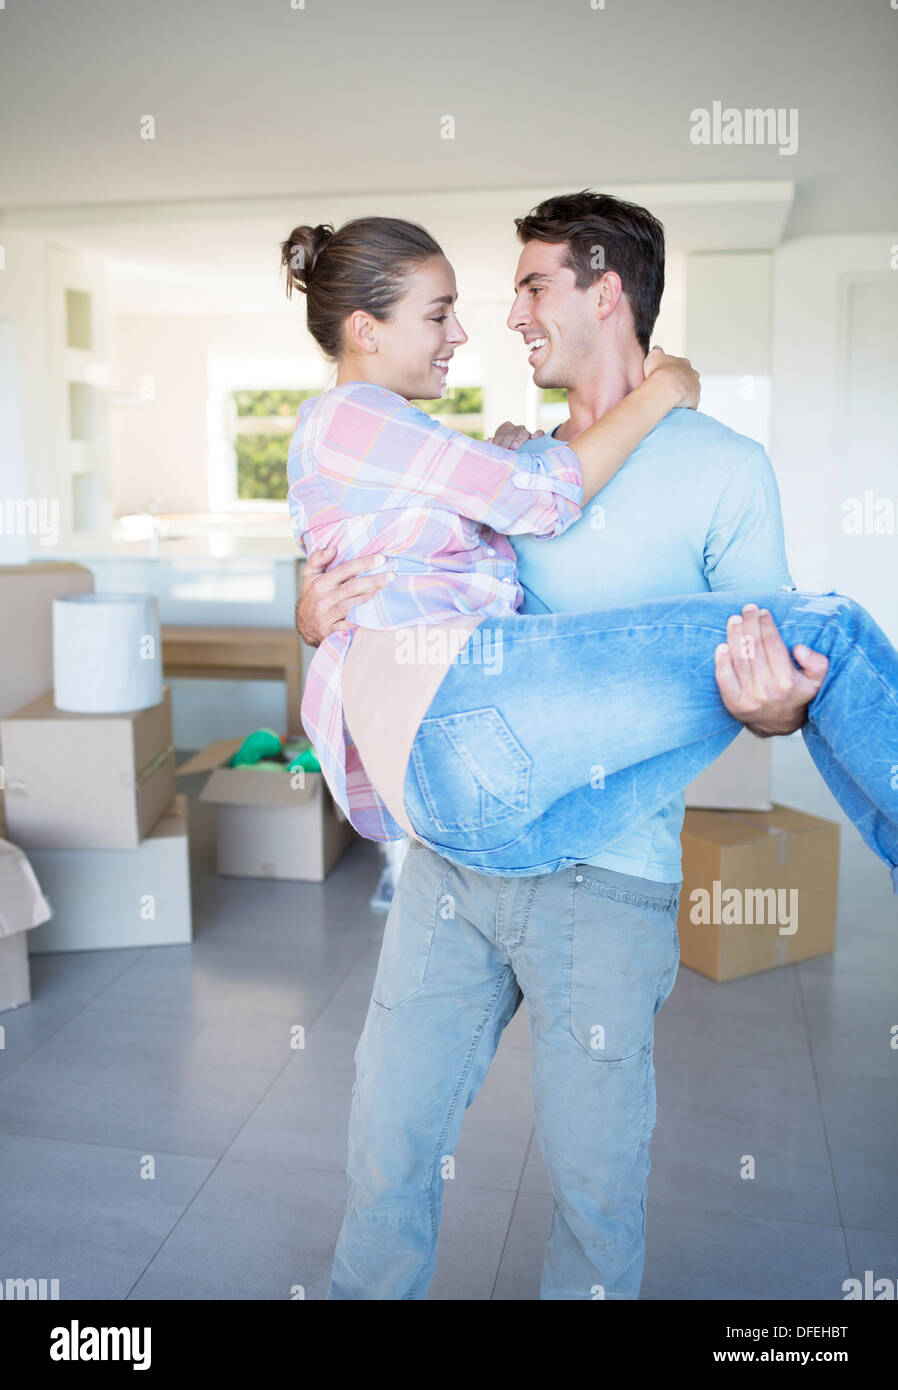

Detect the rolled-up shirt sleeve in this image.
[305,383,583,539]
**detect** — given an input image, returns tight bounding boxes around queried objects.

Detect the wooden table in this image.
[161,625,304,735]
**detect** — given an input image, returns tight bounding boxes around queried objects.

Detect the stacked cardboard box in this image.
[0,564,192,991]
[0,561,94,838]
[679,733,840,981]
[0,838,53,1011]
[2,689,176,849]
[0,563,94,1003]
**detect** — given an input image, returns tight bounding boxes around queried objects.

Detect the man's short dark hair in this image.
[514,191,665,353]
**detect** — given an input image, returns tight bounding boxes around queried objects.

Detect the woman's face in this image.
[368,255,468,400]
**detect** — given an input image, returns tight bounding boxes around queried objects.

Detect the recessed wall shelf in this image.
[68,381,96,442]
[65,288,93,351]
[71,471,99,532]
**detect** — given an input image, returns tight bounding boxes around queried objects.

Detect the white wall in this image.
[109,311,311,517]
[0,318,30,564]
[682,236,898,648]
[684,251,773,451]
[834,274,898,644]
[0,233,52,557]
[686,253,771,376]
[0,233,114,556]
[770,235,897,603]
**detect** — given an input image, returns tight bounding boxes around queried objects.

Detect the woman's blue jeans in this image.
[402,589,898,888]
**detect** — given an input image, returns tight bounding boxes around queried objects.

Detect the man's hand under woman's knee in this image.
[295,546,394,646]
[714,602,830,737]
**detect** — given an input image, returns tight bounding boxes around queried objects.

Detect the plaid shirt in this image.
[286,381,583,840]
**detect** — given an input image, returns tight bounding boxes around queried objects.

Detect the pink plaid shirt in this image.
[286,381,583,840]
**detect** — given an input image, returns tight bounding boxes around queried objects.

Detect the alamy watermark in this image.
[690,102,798,157]
[842,491,898,535]
[689,880,798,936]
[0,1276,59,1299]
[393,624,503,674]
[1,497,59,546]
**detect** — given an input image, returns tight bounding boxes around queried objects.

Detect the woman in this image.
[282,216,898,890]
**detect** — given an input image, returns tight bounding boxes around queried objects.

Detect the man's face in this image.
[506,240,599,390]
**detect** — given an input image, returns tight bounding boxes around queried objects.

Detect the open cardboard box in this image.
[176,739,355,881]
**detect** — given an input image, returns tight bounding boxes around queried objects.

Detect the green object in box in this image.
[230,728,321,774]
[284,741,321,774]
[231,729,282,767]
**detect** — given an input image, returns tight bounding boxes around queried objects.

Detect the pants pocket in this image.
[408,706,532,833]
[567,872,681,1063]
[370,844,452,1010]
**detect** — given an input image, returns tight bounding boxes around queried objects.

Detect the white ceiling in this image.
[1,0,895,239]
[8,181,792,315]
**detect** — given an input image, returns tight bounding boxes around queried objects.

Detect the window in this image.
[413,385,484,439]
[230,388,320,501]
[207,353,325,511]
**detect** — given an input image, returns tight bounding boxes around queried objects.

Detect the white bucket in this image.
[53,592,163,713]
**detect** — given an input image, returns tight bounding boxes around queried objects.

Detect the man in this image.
[295,191,828,1300]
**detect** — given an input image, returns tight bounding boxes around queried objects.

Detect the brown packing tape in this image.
[112,745,175,788]
[6,747,175,795]
[716,812,791,866]
[136,744,176,785]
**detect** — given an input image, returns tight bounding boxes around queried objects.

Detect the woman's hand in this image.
[486,422,545,450]
[643,346,700,411]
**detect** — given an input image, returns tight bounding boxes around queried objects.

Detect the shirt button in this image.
[575,873,584,882]
[502,576,514,584]
[486,547,496,557]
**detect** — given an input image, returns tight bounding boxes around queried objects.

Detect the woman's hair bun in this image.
[281,223,334,296]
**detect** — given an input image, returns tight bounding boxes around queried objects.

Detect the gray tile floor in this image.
[1,735,895,1300]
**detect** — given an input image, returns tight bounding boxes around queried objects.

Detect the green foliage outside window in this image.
[234,433,296,501]
[231,388,320,501]
[413,386,484,440]
[415,386,483,416]
[230,385,486,500]
[233,388,319,418]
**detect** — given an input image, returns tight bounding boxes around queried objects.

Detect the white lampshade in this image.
[53,593,163,713]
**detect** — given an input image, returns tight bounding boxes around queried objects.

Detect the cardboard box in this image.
[176,739,355,881]
[0,837,53,1010]
[684,729,772,812]
[0,562,95,718]
[26,794,193,953]
[0,687,175,850]
[677,804,840,982]
[0,562,94,836]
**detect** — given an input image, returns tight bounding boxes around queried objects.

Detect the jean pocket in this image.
[370,849,452,1010]
[409,706,531,833]
[567,872,681,1063]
